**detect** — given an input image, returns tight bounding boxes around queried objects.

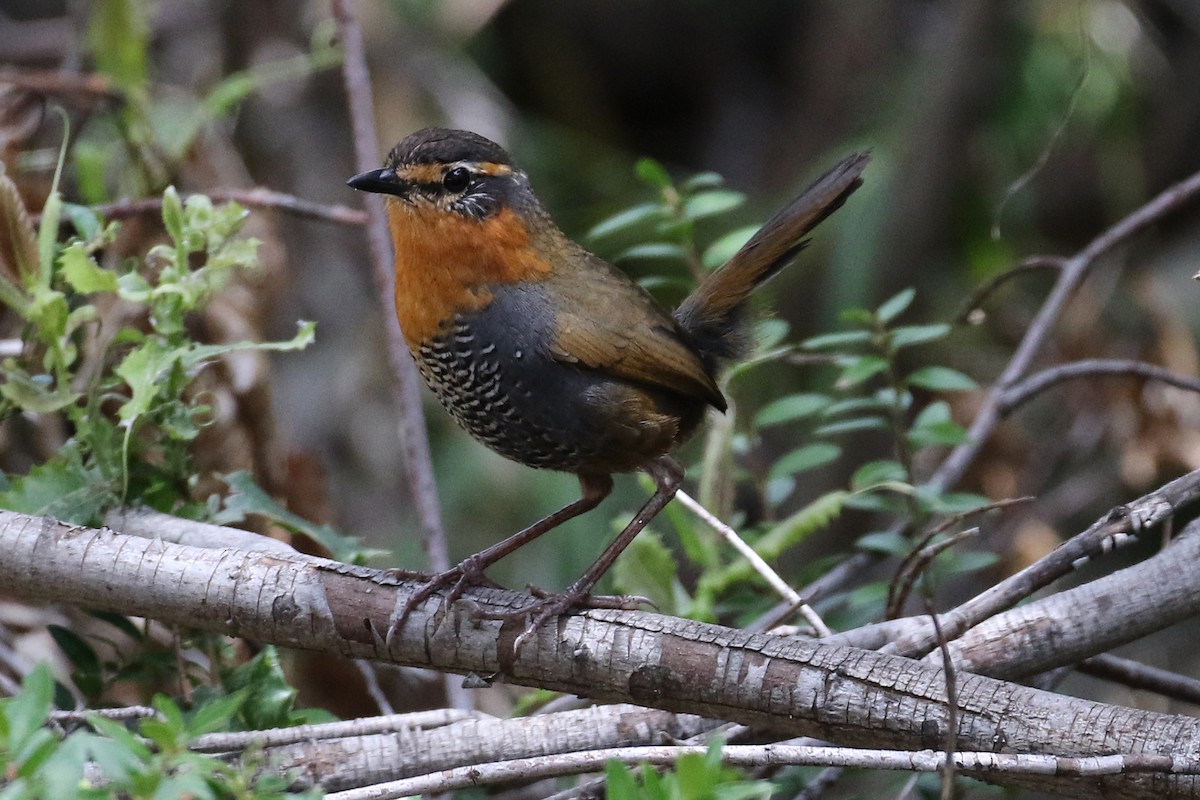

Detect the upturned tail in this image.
[674,151,869,363]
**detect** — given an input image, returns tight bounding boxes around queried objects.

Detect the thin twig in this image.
[953,256,1065,324]
[999,359,1200,415]
[82,188,368,227]
[191,708,479,752]
[323,743,1200,800]
[675,489,831,637]
[1079,654,1200,707]
[887,527,979,620]
[934,166,1200,494]
[331,0,457,707]
[0,68,124,104]
[924,597,959,800]
[888,467,1200,659]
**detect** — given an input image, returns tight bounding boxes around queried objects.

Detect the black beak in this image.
[347,167,406,197]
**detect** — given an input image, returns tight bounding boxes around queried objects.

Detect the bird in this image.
[348,127,867,651]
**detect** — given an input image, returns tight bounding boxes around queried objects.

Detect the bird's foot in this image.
[477,586,656,655]
[384,556,504,646]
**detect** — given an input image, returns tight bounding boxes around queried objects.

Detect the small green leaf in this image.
[683,189,745,220]
[801,330,872,350]
[586,203,666,240]
[614,242,686,262]
[161,186,185,251]
[813,417,889,437]
[835,355,889,388]
[820,397,891,418]
[906,366,977,391]
[890,323,950,349]
[0,368,81,413]
[60,243,119,294]
[753,393,830,427]
[702,225,759,269]
[768,443,841,480]
[47,625,100,675]
[213,470,377,564]
[851,459,908,490]
[876,287,916,322]
[907,420,969,447]
[753,318,790,351]
[912,399,952,427]
[61,203,103,243]
[855,530,910,556]
[681,172,725,192]
[3,664,53,750]
[635,157,672,189]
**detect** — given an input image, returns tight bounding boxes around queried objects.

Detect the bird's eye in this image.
[443,167,471,193]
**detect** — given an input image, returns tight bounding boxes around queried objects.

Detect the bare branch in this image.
[330,0,454,703]
[889,468,1200,659]
[934,165,1200,494]
[82,188,369,227]
[1079,654,1200,707]
[4,510,1200,798]
[999,358,1200,415]
[323,743,1200,800]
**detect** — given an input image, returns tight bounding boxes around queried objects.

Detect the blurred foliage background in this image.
[4,0,1200,744]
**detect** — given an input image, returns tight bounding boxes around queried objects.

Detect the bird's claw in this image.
[384,558,506,646]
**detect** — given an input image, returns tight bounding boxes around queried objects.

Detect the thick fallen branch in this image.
[5,510,1199,799]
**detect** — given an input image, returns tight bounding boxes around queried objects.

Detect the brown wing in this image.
[544,251,727,412]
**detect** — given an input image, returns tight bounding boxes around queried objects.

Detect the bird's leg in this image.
[505,456,684,654]
[386,473,614,643]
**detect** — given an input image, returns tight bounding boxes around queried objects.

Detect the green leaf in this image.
[114,339,180,425]
[702,225,759,269]
[62,203,102,243]
[819,397,891,419]
[812,417,889,437]
[855,531,910,556]
[3,665,53,751]
[47,625,100,676]
[220,647,299,730]
[683,189,745,220]
[0,445,112,524]
[851,459,908,490]
[160,186,185,253]
[681,172,725,192]
[0,367,81,413]
[801,330,872,350]
[768,444,841,480]
[87,0,149,89]
[614,243,686,262]
[60,243,119,294]
[635,157,672,190]
[921,490,991,514]
[835,355,889,388]
[753,318,790,351]
[179,320,316,371]
[906,365,977,391]
[605,760,641,800]
[890,323,950,349]
[213,471,377,564]
[876,287,915,322]
[912,399,952,427]
[186,690,247,736]
[907,419,969,447]
[753,393,830,427]
[586,203,665,240]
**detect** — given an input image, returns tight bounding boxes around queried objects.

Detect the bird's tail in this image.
[674,152,869,363]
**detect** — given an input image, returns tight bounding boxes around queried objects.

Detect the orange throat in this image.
[385,199,552,349]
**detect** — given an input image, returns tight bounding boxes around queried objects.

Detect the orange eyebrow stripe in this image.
[395,162,513,184]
